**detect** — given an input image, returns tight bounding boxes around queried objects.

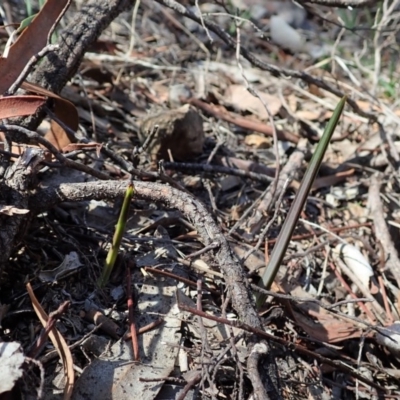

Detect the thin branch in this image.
[368,174,400,288]
[163,161,273,184]
[0,124,111,180]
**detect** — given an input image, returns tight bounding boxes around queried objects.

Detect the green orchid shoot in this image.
[98,183,134,288]
[256,96,347,309]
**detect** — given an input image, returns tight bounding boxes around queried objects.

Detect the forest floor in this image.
[1,0,400,399]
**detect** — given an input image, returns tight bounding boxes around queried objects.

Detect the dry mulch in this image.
[1,0,400,399]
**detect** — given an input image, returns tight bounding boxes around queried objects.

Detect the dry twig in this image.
[368,174,400,289]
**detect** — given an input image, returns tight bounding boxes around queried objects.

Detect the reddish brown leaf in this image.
[21,81,79,151]
[273,281,372,343]
[0,95,45,119]
[0,0,71,94]
[291,307,369,343]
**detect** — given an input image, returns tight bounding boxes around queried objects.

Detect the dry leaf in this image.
[334,243,373,289]
[292,305,366,343]
[26,283,74,400]
[244,133,271,149]
[21,81,79,151]
[376,322,400,356]
[225,84,281,120]
[39,251,82,283]
[0,95,45,119]
[72,282,182,400]
[295,109,321,121]
[274,281,369,343]
[0,0,71,94]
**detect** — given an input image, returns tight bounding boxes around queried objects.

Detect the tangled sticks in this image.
[29,180,281,399]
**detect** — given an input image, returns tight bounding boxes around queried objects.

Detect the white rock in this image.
[334,243,373,288]
[376,322,400,356]
[269,15,305,53]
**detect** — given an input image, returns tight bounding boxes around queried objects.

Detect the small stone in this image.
[139,104,204,161]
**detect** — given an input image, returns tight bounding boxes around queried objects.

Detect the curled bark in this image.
[0,149,47,275]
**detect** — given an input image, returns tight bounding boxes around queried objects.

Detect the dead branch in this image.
[30,179,281,397]
[248,342,281,400]
[163,161,274,185]
[246,139,308,237]
[30,180,261,328]
[368,174,400,289]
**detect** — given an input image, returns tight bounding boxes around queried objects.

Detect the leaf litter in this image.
[1,0,400,399]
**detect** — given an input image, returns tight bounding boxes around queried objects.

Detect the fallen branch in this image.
[30,179,281,397]
[30,180,260,328]
[368,174,400,289]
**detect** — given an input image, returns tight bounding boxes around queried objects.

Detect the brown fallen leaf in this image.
[26,283,74,400]
[224,84,282,120]
[0,0,71,94]
[272,281,372,343]
[21,81,79,150]
[290,304,369,343]
[0,95,46,119]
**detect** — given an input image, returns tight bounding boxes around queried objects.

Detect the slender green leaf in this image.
[256,96,347,308]
[98,183,134,287]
